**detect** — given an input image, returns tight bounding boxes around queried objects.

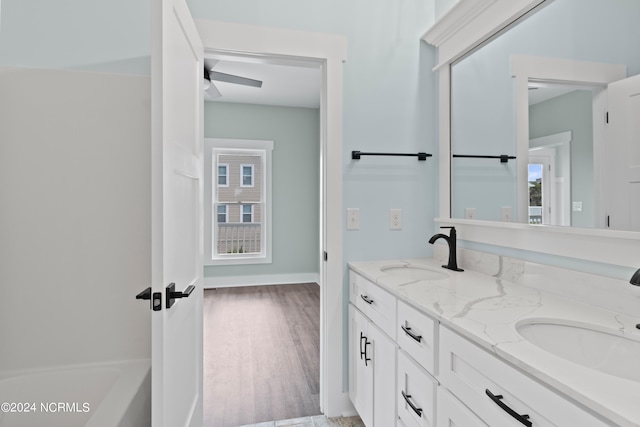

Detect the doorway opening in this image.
[513,55,627,226]
[195,19,348,419]
[201,51,323,426]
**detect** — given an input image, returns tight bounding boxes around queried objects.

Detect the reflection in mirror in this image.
[450,0,640,230]
[529,84,593,227]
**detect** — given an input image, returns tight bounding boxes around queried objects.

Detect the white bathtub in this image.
[0,359,150,427]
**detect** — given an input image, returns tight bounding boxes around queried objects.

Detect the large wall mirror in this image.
[450,0,640,232]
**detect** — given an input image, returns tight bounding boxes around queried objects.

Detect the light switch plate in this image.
[347,208,360,230]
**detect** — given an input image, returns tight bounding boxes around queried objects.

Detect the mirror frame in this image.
[423,0,640,268]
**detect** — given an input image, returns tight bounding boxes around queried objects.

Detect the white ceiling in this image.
[204,58,322,109]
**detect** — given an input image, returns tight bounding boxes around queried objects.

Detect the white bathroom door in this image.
[151,0,204,426]
[607,74,640,231]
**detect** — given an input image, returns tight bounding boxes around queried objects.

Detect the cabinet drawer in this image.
[397,350,436,427]
[437,387,487,427]
[350,271,396,338]
[439,326,609,427]
[397,300,437,374]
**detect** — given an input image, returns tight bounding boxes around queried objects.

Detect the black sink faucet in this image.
[429,226,464,272]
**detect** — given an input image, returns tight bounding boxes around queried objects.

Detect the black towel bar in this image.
[452,154,516,163]
[352,151,432,161]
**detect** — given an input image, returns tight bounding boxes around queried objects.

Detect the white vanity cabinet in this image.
[349,259,628,427]
[349,271,438,427]
[438,326,610,427]
[349,272,397,427]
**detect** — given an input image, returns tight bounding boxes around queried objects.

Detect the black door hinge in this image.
[606,112,609,123]
[323,251,328,261]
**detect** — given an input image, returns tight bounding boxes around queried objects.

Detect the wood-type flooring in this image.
[203,283,321,427]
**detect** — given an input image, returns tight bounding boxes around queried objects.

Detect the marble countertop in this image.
[349,257,640,427]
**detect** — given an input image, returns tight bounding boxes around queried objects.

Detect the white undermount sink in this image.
[516,319,640,382]
[380,265,449,281]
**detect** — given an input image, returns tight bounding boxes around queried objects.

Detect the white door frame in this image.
[194,20,350,417]
[530,131,572,226]
[528,149,553,224]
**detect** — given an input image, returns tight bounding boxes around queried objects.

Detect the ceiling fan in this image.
[203,59,263,99]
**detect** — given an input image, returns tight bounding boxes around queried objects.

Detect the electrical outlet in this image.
[501,206,512,222]
[390,209,402,230]
[347,208,360,230]
[465,208,476,220]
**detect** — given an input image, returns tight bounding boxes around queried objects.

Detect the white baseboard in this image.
[204,272,320,289]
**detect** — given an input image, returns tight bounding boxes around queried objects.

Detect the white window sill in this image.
[205,254,272,267]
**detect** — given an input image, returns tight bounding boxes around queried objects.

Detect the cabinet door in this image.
[437,387,487,427]
[370,321,397,427]
[349,305,373,427]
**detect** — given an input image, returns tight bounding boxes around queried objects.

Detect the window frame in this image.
[203,138,273,266]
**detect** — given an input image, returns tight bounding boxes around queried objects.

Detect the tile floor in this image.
[238,415,364,427]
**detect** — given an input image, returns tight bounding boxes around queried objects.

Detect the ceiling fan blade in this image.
[203,58,219,71]
[210,71,263,88]
[205,81,222,99]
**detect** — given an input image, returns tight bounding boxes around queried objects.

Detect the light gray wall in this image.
[435,0,458,20]
[0,0,151,73]
[529,90,594,228]
[203,102,320,280]
[0,67,151,372]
